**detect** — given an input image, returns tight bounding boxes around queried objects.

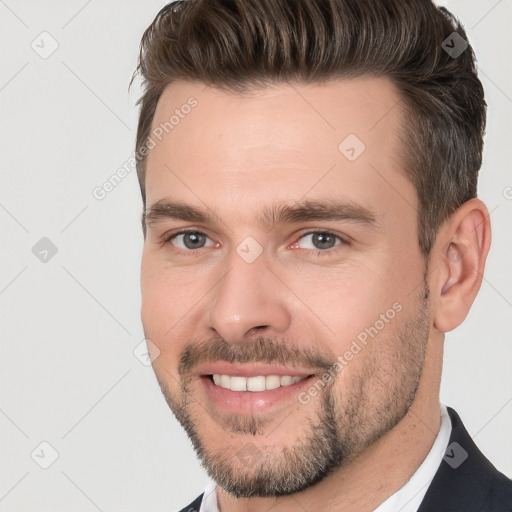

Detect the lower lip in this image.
[200,375,315,414]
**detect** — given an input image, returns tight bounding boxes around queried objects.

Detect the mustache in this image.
[178,336,337,377]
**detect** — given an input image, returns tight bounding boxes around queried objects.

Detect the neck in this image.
[216,336,444,512]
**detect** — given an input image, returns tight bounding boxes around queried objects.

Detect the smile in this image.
[211,374,306,391]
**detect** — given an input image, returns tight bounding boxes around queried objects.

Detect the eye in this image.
[295,231,344,251]
[168,231,216,250]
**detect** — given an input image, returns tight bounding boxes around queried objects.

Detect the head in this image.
[134,0,490,499]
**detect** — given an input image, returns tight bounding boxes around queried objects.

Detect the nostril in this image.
[247,325,269,336]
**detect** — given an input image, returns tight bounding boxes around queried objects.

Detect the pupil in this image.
[184,232,206,249]
[313,233,335,249]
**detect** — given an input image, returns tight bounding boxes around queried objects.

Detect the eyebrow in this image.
[144,200,215,230]
[143,198,377,230]
[259,199,377,229]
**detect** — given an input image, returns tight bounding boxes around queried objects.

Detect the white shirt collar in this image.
[373,403,452,512]
[198,404,452,512]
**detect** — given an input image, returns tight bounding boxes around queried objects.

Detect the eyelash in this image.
[162,229,348,257]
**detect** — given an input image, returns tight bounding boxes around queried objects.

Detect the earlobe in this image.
[432,199,491,332]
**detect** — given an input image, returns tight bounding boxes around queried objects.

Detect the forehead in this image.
[145,77,414,222]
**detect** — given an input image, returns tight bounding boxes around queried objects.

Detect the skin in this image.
[140,77,491,511]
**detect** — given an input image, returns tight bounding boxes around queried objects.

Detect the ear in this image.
[431,198,491,333]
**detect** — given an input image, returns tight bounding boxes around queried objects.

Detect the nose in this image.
[204,250,292,343]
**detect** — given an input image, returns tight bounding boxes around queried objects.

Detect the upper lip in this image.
[194,362,315,378]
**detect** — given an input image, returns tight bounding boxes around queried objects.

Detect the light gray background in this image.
[0,0,511,510]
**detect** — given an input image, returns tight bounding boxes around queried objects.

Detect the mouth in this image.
[195,362,318,415]
[208,373,307,391]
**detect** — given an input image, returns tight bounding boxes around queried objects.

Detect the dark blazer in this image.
[179,407,512,511]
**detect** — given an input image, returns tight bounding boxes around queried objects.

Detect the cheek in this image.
[141,282,184,390]
[288,258,414,356]
[141,268,169,337]
[141,254,193,328]
[141,257,212,371]
[141,260,183,363]
[295,262,372,313]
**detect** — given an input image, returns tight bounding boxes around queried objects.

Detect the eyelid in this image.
[290,230,348,251]
[162,228,217,249]
[162,227,211,240]
[161,228,348,254]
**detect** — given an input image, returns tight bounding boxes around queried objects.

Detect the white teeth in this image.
[211,374,307,391]
[265,375,281,390]
[229,376,247,391]
[280,376,292,386]
[247,376,266,391]
[219,374,231,388]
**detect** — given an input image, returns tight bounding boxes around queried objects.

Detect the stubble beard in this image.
[153,283,431,498]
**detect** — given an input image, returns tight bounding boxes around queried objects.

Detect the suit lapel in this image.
[179,408,511,511]
[179,492,204,512]
[418,407,496,511]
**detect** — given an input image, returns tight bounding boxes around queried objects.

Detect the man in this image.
[132,0,512,510]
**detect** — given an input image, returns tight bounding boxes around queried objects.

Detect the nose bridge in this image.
[205,247,291,342]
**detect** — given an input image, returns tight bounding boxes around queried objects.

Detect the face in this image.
[140,77,432,497]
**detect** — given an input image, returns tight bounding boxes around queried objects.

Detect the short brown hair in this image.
[132,0,486,256]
